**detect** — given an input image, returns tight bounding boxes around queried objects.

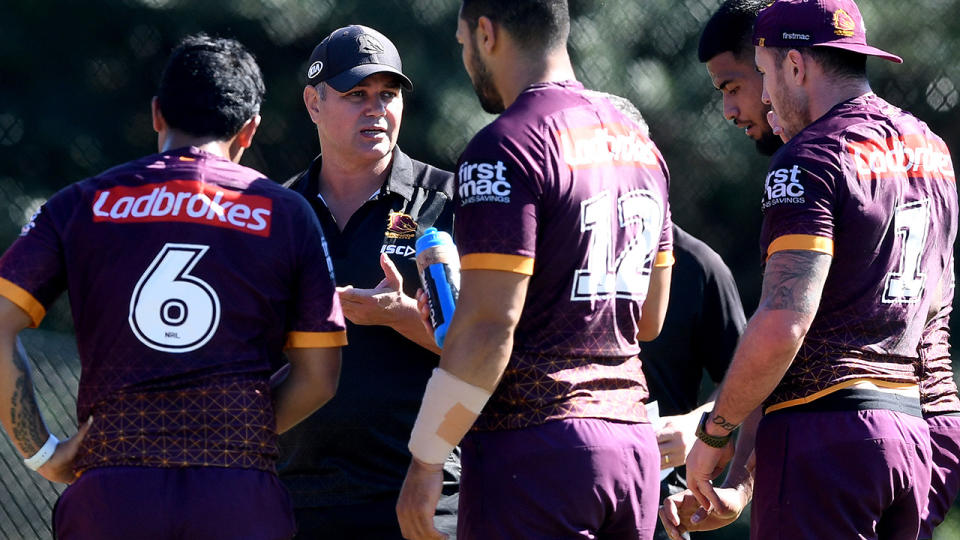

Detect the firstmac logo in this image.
[458,161,511,205]
[762,165,805,208]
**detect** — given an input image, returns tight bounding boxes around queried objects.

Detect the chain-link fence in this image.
[1,0,958,538]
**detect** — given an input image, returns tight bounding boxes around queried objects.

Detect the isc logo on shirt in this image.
[458,161,511,205]
[763,165,805,208]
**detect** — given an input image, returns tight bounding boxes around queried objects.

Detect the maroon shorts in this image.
[458,418,660,540]
[752,408,931,540]
[54,466,295,540]
[920,414,960,539]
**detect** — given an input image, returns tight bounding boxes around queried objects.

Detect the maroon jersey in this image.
[0,146,346,472]
[759,94,958,412]
[919,257,960,415]
[454,81,674,431]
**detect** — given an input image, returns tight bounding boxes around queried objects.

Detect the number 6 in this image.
[129,243,221,352]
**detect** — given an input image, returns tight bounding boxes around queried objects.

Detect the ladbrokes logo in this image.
[92,180,272,237]
[458,161,511,205]
[847,134,955,182]
[762,165,805,208]
[558,124,659,169]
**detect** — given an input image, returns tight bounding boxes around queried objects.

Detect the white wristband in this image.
[409,368,492,465]
[23,433,59,471]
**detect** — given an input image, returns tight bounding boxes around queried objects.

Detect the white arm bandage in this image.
[408,368,492,465]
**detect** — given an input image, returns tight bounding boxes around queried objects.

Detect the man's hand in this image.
[337,254,412,326]
[656,410,702,469]
[658,485,749,539]
[396,458,447,540]
[685,439,731,513]
[36,416,93,484]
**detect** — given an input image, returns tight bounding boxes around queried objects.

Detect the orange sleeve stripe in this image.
[0,277,45,328]
[764,378,918,413]
[461,253,535,275]
[654,251,675,268]
[284,330,347,349]
[766,234,834,260]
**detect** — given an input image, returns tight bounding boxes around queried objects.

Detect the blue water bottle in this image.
[415,227,461,348]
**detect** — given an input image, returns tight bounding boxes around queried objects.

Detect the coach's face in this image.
[706,50,781,156]
[756,46,810,141]
[305,72,403,165]
[456,11,504,114]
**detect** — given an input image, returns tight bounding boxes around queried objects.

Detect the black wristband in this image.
[695,411,733,448]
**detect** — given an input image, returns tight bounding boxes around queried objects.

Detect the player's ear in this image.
[234,115,261,150]
[476,16,497,54]
[787,49,805,85]
[151,97,166,133]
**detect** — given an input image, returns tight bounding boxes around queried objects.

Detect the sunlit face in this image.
[456,12,504,114]
[308,72,403,165]
[755,47,811,141]
[706,50,782,156]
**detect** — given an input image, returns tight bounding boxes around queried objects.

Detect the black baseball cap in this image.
[305,25,413,92]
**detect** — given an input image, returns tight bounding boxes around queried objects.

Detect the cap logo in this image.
[833,9,856,37]
[307,61,323,79]
[758,37,766,47]
[357,34,385,55]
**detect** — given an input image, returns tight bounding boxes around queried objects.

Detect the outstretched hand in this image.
[337,254,411,326]
[37,416,93,484]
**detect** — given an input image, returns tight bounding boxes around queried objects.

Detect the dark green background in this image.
[0,1,957,537]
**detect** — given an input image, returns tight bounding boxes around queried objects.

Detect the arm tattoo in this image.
[711,414,739,432]
[9,348,47,455]
[761,251,831,314]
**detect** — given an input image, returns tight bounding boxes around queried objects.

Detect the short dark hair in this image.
[774,46,867,81]
[698,0,768,63]
[157,34,266,140]
[460,0,570,52]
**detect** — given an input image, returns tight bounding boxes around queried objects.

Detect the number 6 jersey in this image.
[0,146,346,472]
[454,81,674,431]
[759,93,958,412]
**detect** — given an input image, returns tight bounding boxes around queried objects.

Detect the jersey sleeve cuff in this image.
[654,251,675,268]
[284,330,348,349]
[0,277,45,328]
[461,253,535,275]
[766,234,834,260]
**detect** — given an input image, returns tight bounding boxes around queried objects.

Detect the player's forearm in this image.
[721,406,760,491]
[0,334,49,457]
[389,300,441,354]
[272,348,341,433]
[440,315,515,392]
[710,310,804,429]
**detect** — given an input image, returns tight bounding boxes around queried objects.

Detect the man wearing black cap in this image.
[681,1,958,539]
[277,25,458,540]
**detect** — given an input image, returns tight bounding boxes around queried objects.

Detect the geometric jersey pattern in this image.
[74,378,277,473]
[473,353,648,431]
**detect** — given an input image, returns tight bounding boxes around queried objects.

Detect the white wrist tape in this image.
[408,368,492,465]
[23,433,59,471]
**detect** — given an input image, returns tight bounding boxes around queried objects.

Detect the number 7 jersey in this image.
[0,146,346,471]
[759,93,958,412]
[453,81,674,431]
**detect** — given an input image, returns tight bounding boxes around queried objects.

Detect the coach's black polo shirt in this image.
[278,147,455,508]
